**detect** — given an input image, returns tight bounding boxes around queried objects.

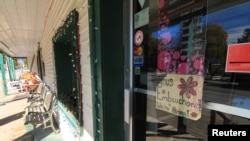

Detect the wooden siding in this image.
[39,0,93,140]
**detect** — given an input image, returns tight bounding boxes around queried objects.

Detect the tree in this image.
[237,28,250,43]
[205,24,228,75]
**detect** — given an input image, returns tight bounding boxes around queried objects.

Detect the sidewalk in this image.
[0,93,64,141]
[0,92,203,141]
[0,92,29,105]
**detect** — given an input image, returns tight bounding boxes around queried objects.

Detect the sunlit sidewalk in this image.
[0,92,64,141]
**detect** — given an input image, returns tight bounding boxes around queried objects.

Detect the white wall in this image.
[39,0,93,141]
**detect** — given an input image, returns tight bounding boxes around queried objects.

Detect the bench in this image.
[27,82,45,103]
[27,83,49,106]
[24,90,60,137]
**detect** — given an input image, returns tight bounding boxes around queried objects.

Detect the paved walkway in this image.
[1,93,203,141]
[0,93,64,141]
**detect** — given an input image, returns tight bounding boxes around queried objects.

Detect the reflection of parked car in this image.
[211,75,222,80]
[233,73,250,88]
[204,60,223,80]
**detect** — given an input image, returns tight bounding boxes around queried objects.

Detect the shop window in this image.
[52,9,82,126]
[132,1,250,140]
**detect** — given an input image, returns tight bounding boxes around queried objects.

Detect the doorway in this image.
[127,0,208,141]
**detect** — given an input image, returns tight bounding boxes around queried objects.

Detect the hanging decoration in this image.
[52,9,82,124]
[155,0,207,120]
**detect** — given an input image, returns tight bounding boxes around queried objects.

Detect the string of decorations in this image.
[52,9,82,125]
[88,0,103,140]
[53,10,77,43]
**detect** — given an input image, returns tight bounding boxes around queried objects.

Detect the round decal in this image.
[134,46,143,56]
[158,51,171,71]
[178,62,189,74]
[134,30,144,46]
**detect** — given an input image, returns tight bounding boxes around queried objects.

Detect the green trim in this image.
[53,9,82,129]
[88,0,104,141]
[9,58,16,80]
[100,1,124,141]
[57,101,79,130]
[0,53,7,95]
[88,1,124,141]
[6,56,16,81]
[11,58,16,80]
[6,57,12,81]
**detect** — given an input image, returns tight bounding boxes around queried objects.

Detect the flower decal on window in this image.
[177,76,198,98]
[191,112,198,118]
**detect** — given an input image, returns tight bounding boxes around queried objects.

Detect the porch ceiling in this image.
[0,0,50,57]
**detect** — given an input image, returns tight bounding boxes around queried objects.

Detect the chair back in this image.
[36,83,45,94]
[43,91,53,111]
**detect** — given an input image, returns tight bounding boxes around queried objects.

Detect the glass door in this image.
[131,0,208,141]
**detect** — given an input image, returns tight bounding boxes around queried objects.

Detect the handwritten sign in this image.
[156,74,204,120]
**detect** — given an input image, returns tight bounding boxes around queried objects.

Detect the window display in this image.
[132,0,250,140]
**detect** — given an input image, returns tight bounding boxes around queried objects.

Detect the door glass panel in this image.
[132,0,250,141]
[204,0,250,109]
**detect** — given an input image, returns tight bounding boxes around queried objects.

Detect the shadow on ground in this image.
[13,118,63,141]
[0,111,25,126]
[13,125,58,141]
[146,122,204,141]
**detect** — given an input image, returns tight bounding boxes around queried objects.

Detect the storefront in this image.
[124,0,250,140]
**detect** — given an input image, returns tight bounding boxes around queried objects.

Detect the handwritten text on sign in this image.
[156,74,204,120]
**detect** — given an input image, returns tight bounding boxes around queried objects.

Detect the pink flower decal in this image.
[162,89,166,95]
[178,62,189,74]
[177,76,198,98]
[159,0,165,9]
[193,59,201,69]
[191,112,198,118]
[173,51,180,59]
[158,51,171,71]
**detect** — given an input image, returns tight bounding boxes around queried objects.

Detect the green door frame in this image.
[10,58,16,80]
[0,53,8,95]
[6,56,16,81]
[88,0,124,141]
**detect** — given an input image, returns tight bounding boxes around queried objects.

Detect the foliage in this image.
[205,24,228,75]
[238,28,250,43]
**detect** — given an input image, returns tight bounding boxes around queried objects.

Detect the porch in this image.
[0,91,64,141]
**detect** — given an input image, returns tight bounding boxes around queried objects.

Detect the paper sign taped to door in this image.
[156,74,204,120]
